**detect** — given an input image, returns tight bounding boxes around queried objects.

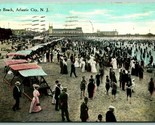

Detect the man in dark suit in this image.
[122,70,127,91]
[55,81,61,111]
[59,87,71,122]
[106,105,117,122]
[96,73,101,89]
[70,61,77,77]
[12,81,21,111]
[80,97,89,122]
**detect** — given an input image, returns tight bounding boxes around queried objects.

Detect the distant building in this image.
[97,30,118,36]
[12,29,27,35]
[48,25,83,37]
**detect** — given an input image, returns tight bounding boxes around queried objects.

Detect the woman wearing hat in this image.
[29,84,42,113]
[88,75,96,99]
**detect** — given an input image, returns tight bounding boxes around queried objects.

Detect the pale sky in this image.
[0,0,155,34]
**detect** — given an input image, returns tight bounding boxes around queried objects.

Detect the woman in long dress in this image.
[111,57,117,70]
[91,59,97,73]
[52,81,58,105]
[88,75,95,99]
[29,84,42,113]
[63,58,68,74]
[43,52,47,63]
[87,59,91,72]
[74,57,80,68]
[81,59,86,72]
[130,59,135,75]
[79,57,83,68]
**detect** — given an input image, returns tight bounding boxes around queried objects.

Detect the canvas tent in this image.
[3,62,52,100]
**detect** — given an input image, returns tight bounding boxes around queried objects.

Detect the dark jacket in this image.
[55,86,61,99]
[80,102,89,120]
[59,92,68,109]
[148,81,154,92]
[106,111,117,122]
[71,63,75,71]
[80,80,86,90]
[96,74,100,82]
[13,86,21,99]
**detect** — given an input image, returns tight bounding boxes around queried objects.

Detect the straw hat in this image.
[62,87,67,92]
[108,105,115,110]
[15,81,21,85]
[33,84,40,88]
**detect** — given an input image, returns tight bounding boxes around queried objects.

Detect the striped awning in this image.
[4,59,28,66]
[9,63,40,71]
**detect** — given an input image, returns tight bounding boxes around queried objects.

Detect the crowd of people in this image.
[9,36,155,122]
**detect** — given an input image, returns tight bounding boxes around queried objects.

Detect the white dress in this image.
[111,58,117,69]
[43,53,47,62]
[79,57,83,67]
[52,84,57,104]
[74,57,80,67]
[29,89,42,113]
[130,59,135,68]
[81,60,86,72]
[91,60,97,73]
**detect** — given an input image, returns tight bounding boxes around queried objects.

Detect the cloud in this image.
[18,15,34,21]
[69,9,110,16]
[0,21,25,29]
[52,14,67,18]
[111,11,153,19]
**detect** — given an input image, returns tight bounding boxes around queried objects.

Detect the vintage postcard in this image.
[0,0,155,123]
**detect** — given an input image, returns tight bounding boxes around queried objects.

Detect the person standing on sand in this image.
[122,70,127,91]
[148,78,154,101]
[59,87,71,122]
[60,57,64,74]
[106,105,117,122]
[138,64,144,80]
[80,97,89,122]
[29,84,42,113]
[96,73,101,90]
[70,61,77,77]
[80,76,87,99]
[12,81,22,111]
[99,66,104,84]
[55,81,61,111]
[105,75,111,95]
[111,82,117,101]
[109,67,113,81]
[111,70,117,83]
[119,68,123,88]
[63,58,68,74]
[81,59,86,73]
[126,80,132,104]
[88,75,95,99]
